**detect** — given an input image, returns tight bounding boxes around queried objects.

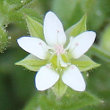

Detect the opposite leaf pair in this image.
[17,11,96,92]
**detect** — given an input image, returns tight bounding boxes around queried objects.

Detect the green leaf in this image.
[0,0,43,26]
[6,0,36,11]
[98,0,110,18]
[100,25,110,52]
[0,26,8,53]
[15,54,47,71]
[80,0,105,30]
[23,89,100,110]
[23,93,39,110]
[87,57,110,110]
[65,14,87,37]
[26,15,44,40]
[71,55,100,72]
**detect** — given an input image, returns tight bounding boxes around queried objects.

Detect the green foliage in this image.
[0,0,110,110]
[23,93,39,110]
[99,0,110,17]
[0,47,35,110]
[0,0,37,25]
[0,0,43,52]
[0,26,8,53]
[88,45,110,63]
[71,55,100,72]
[92,25,110,63]
[100,25,110,52]
[80,0,105,30]
[16,54,47,71]
[52,0,107,30]
[87,57,110,110]
[23,89,100,110]
[26,15,44,39]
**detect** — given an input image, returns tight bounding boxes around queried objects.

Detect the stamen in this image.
[57,30,59,33]
[71,65,74,69]
[75,43,79,46]
[39,42,42,45]
[46,64,51,69]
[55,45,65,55]
[38,42,49,51]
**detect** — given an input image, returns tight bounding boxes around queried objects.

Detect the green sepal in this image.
[15,54,47,71]
[50,54,68,68]
[52,78,67,98]
[61,54,68,63]
[71,55,100,72]
[65,14,87,37]
[26,15,44,40]
[50,54,57,68]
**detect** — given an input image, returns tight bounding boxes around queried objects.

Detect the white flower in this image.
[17,11,96,92]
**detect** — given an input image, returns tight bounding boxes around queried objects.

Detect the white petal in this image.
[17,37,48,59]
[69,31,96,59]
[35,65,59,91]
[62,65,86,91]
[44,11,66,46]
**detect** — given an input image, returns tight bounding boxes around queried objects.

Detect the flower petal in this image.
[17,37,48,59]
[62,65,86,91]
[35,65,59,91]
[44,11,66,46]
[69,31,96,59]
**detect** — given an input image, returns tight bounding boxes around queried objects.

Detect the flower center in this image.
[55,45,64,55]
